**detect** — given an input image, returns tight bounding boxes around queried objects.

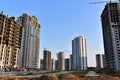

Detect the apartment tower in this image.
[101,2,120,70]
[43,49,52,70]
[72,36,87,70]
[51,59,56,70]
[17,13,40,69]
[57,52,65,70]
[65,58,70,71]
[0,12,23,69]
[96,54,105,69]
[40,59,43,70]
[70,54,73,70]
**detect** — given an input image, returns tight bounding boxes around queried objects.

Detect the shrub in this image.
[26,72,34,75]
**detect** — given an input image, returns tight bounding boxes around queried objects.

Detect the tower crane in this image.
[89,0,120,25]
[89,0,120,4]
[90,0,120,70]
[90,1,110,4]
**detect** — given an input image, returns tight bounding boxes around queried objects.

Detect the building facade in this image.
[57,52,65,70]
[55,60,58,70]
[70,54,72,70]
[0,12,23,69]
[40,59,43,70]
[65,58,70,71]
[51,59,56,70]
[72,36,87,70]
[43,49,52,70]
[101,2,120,70]
[96,54,105,69]
[17,14,40,69]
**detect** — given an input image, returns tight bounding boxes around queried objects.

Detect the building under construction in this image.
[101,2,120,70]
[0,12,22,69]
[43,49,52,70]
[57,52,65,70]
[17,13,40,69]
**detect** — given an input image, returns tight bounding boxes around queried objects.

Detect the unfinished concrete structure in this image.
[0,12,23,69]
[43,49,52,70]
[101,2,120,70]
[17,14,40,69]
[57,52,65,70]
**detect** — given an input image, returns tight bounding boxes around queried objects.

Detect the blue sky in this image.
[0,0,106,67]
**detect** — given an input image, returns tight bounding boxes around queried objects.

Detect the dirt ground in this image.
[0,74,120,80]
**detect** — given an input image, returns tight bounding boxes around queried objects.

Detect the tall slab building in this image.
[65,58,70,71]
[43,49,52,70]
[51,59,56,70]
[96,54,105,69]
[0,12,23,69]
[101,2,120,70]
[57,52,65,70]
[17,13,40,69]
[72,36,87,70]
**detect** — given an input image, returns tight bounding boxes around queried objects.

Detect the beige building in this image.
[57,52,65,70]
[51,59,56,70]
[18,14,40,69]
[0,12,23,69]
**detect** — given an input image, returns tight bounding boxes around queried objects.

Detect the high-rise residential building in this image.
[65,58,70,71]
[40,59,43,70]
[51,59,56,70]
[0,12,23,69]
[43,49,52,70]
[55,60,58,70]
[17,13,40,69]
[72,36,87,70]
[96,54,105,69]
[101,2,120,70]
[70,54,73,70]
[57,52,65,70]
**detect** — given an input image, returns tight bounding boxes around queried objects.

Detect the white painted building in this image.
[72,36,87,70]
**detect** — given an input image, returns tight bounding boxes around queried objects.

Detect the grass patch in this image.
[73,70,89,73]
[71,70,89,77]
[26,72,34,75]
[78,70,89,73]
[50,70,63,73]
[43,70,63,74]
